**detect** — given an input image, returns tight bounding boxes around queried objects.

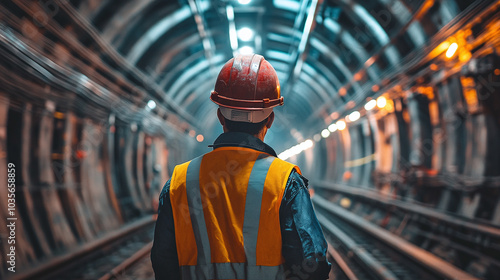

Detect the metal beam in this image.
[187,0,215,70]
[283,0,322,98]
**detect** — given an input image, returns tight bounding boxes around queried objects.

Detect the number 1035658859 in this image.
[7,163,15,214]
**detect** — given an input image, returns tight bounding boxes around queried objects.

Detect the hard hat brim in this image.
[210,91,283,110]
[219,106,273,123]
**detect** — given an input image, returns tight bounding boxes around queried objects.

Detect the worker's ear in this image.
[217,108,225,126]
[266,111,275,128]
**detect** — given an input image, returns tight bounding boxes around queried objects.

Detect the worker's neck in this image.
[223,128,267,142]
[254,128,267,142]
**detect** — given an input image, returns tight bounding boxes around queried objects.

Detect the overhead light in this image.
[278,139,314,160]
[237,27,254,41]
[336,120,346,130]
[328,123,337,132]
[147,100,156,110]
[348,111,360,122]
[313,134,321,142]
[446,42,458,58]
[364,99,377,110]
[196,134,204,142]
[238,0,251,4]
[238,46,254,55]
[321,129,330,138]
[376,96,387,108]
[300,139,314,149]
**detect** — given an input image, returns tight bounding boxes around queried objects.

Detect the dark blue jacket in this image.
[151,132,331,279]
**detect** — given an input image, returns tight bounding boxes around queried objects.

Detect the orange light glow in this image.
[54,112,65,119]
[340,197,351,208]
[196,134,204,142]
[494,69,500,76]
[385,99,394,113]
[429,41,450,59]
[418,86,434,100]
[430,64,438,71]
[338,87,347,96]
[371,85,380,92]
[446,43,458,58]
[353,73,362,81]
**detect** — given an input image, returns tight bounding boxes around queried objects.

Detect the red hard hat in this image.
[210,54,283,123]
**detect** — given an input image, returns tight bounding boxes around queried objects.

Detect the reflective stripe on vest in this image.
[170,147,300,280]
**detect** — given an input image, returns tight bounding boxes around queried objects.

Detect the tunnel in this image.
[1,0,500,279]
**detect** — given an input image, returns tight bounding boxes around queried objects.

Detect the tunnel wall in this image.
[0,2,196,277]
[296,52,500,226]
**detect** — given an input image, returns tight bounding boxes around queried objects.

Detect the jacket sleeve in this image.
[151,179,181,280]
[280,171,331,280]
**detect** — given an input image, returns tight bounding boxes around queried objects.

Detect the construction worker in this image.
[151,54,331,280]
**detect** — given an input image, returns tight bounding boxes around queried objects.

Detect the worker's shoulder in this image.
[288,169,308,186]
[271,156,302,174]
[171,157,198,173]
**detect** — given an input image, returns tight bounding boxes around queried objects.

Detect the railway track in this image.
[13,216,156,280]
[311,180,500,279]
[313,191,482,280]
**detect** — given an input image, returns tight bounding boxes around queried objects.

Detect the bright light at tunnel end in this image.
[238,46,254,55]
[278,139,313,160]
[237,27,254,41]
[238,0,251,4]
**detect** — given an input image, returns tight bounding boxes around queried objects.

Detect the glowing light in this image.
[340,197,351,208]
[336,120,346,130]
[147,100,156,109]
[278,139,314,160]
[328,123,337,132]
[237,27,254,41]
[313,134,321,142]
[196,134,204,142]
[238,0,251,4]
[348,111,360,122]
[189,130,196,137]
[301,139,314,149]
[446,42,458,58]
[238,46,254,55]
[364,99,377,110]
[376,96,387,108]
[321,129,330,138]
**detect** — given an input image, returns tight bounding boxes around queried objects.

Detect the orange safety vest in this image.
[169,146,301,280]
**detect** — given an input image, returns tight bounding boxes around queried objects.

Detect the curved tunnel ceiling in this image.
[70,0,485,151]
